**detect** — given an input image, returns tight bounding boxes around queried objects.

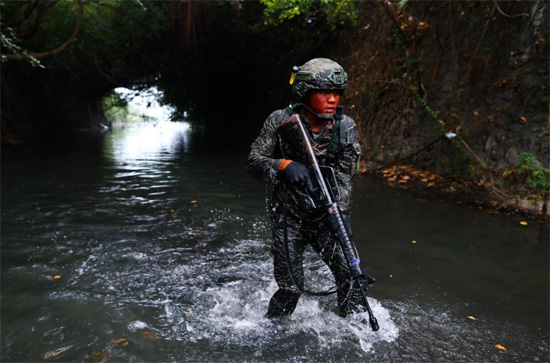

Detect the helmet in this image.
[291,58,347,99]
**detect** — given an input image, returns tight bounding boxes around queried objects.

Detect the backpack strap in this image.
[325,106,346,165]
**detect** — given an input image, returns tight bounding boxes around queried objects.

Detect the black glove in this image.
[325,207,352,237]
[283,161,314,194]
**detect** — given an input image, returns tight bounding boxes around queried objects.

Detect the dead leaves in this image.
[381,165,442,188]
[41,331,160,361]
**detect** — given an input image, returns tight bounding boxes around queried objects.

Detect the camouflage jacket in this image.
[247,103,361,220]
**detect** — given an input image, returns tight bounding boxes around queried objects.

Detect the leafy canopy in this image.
[260,0,360,28]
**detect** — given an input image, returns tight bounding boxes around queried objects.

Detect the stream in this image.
[1,121,548,362]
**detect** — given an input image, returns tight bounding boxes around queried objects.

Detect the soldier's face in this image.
[308,90,341,115]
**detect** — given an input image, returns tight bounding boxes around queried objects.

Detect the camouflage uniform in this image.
[247,102,368,317]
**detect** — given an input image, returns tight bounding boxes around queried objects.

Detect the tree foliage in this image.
[1,0,174,139]
[1,0,346,143]
[261,0,360,28]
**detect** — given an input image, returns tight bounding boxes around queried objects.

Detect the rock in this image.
[485,132,498,153]
[505,147,520,164]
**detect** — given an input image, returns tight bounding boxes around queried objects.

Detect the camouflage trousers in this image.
[267,208,369,318]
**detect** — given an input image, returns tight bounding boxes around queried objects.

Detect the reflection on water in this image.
[110,121,191,160]
[1,122,548,362]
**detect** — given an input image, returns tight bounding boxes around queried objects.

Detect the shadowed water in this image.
[1,121,548,362]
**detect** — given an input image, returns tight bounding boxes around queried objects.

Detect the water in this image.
[1,121,548,362]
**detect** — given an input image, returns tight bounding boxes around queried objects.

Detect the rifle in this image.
[279,114,380,331]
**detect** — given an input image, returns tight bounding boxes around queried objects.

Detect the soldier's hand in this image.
[283,161,314,194]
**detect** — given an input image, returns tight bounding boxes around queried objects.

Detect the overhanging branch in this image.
[2,0,83,61]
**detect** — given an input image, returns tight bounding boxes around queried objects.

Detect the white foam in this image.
[127,320,149,332]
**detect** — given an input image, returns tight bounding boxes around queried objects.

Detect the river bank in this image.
[363,163,549,222]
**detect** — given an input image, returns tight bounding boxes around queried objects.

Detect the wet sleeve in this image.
[246,111,285,184]
[335,117,361,210]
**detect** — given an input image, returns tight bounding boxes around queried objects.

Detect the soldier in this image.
[247,58,368,318]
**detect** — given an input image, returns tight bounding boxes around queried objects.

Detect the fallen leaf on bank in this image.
[114,338,127,344]
[190,200,197,204]
[473,110,479,116]
[54,275,61,279]
[121,341,129,347]
[170,209,175,213]
[495,344,507,351]
[519,116,526,124]
[467,316,476,320]
[142,331,149,335]
[520,221,528,226]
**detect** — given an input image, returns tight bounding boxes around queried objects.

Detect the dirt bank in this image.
[363,163,549,222]
[337,1,549,222]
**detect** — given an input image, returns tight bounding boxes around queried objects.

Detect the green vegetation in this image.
[516,152,550,196]
[501,152,550,198]
[261,0,360,28]
[102,92,153,124]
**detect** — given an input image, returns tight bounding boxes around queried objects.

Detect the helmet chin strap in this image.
[303,103,335,121]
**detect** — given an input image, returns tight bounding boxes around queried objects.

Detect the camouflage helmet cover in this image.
[291,58,347,99]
